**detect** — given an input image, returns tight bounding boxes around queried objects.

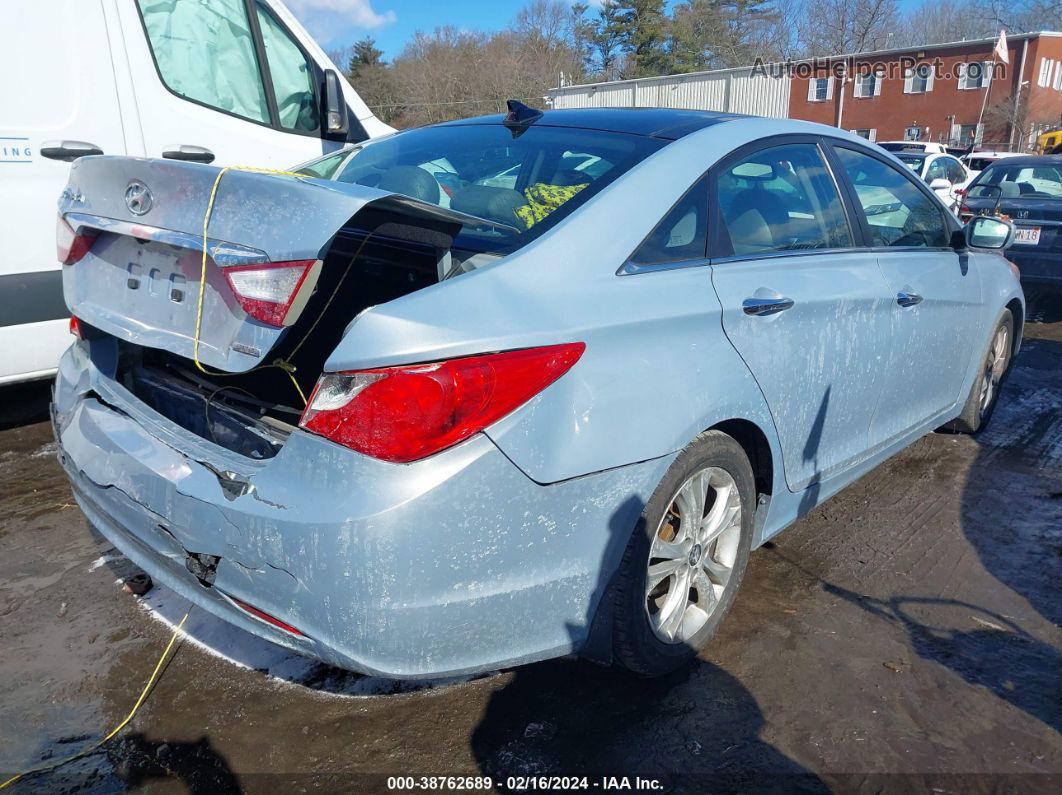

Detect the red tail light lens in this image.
[299,343,586,462]
[222,260,317,327]
[69,315,84,340]
[57,216,97,265]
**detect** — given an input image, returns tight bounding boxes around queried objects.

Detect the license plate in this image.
[1013,226,1041,245]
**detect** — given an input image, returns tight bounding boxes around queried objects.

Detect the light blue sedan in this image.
[53,106,1023,678]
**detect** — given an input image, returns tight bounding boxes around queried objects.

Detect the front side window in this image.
[137,0,270,123]
[333,124,666,257]
[256,5,319,131]
[925,158,948,183]
[835,147,949,248]
[628,178,707,266]
[716,143,851,256]
[944,158,967,184]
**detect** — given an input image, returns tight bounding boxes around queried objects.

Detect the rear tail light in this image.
[56,216,97,265]
[222,260,318,327]
[69,315,84,340]
[299,343,586,462]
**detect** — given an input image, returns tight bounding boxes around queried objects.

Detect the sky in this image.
[285,0,925,61]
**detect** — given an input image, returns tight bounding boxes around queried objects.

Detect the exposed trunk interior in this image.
[110,212,462,459]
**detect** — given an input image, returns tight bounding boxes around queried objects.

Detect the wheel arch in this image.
[708,418,774,498]
[1005,297,1024,356]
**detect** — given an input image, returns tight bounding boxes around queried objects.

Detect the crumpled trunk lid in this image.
[59,156,480,372]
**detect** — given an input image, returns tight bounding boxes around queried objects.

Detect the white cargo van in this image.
[1,0,392,385]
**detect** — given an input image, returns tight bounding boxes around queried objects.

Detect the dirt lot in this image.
[1,299,1060,794]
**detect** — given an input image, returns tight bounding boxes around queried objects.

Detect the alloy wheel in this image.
[644,467,742,644]
[978,325,1009,417]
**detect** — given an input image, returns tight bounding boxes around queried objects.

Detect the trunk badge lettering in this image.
[125,180,153,216]
[231,342,262,357]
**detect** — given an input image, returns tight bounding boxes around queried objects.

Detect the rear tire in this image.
[613,430,755,677]
[946,309,1014,434]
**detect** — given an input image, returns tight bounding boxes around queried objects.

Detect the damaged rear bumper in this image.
[53,341,671,678]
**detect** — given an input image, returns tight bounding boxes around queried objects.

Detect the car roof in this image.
[433,107,749,140]
[981,154,1062,167]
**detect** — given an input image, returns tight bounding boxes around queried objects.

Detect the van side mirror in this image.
[965,215,1013,249]
[323,70,349,139]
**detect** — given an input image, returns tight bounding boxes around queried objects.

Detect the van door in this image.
[0,0,126,382]
[113,0,356,168]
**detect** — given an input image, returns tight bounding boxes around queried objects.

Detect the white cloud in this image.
[285,0,396,29]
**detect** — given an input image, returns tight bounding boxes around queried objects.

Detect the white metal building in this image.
[548,65,790,118]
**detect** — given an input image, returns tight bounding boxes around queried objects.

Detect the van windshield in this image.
[326,124,667,256]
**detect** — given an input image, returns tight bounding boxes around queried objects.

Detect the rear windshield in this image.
[325,124,667,256]
[968,164,1062,199]
[964,158,997,172]
[895,153,926,172]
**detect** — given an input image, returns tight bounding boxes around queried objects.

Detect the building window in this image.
[808,76,833,102]
[854,72,881,98]
[953,123,982,146]
[904,126,924,141]
[1038,58,1055,87]
[958,61,991,90]
[852,128,877,141]
[904,64,934,94]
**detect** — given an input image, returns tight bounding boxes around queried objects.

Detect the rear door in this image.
[709,137,897,492]
[113,0,343,167]
[829,143,981,447]
[0,0,126,382]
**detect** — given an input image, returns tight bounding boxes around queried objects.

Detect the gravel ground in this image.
[1,299,1059,794]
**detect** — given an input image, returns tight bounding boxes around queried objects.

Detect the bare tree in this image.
[797,0,901,55]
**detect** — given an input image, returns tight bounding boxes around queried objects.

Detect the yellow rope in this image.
[193,166,311,407]
[0,611,191,790]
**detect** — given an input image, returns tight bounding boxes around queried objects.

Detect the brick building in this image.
[548,31,1062,151]
[788,32,1062,148]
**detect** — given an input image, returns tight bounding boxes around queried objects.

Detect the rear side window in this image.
[716,143,851,256]
[137,0,270,123]
[628,178,708,266]
[835,147,949,247]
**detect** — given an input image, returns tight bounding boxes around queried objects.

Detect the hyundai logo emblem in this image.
[124,180,153,216]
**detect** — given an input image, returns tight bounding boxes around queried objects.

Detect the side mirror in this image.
[322,70,349,139]
[965,215,1013,249]
[929,177,952,191]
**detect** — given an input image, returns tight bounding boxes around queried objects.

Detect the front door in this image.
[709,140,897,492]
[831,144,982,447]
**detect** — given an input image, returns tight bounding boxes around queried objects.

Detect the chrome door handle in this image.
[40,140,104,161]
[742,296,794,316]
[896,291,923,307]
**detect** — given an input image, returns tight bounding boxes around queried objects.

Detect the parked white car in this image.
[878,141,949,155]
[962,151,1016,183]
[888,151,971,212]
[0,0,391,385]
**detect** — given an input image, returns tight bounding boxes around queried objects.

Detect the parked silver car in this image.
[53,107,1023,677]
